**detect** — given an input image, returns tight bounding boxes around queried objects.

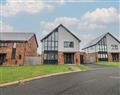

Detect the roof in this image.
[0,32,38,47]
[82,32,120,49]
[41,24,81,42]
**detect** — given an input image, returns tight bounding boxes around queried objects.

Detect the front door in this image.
[64,53,74,64]
[0,54,6,65]
[80,55,84,64]
[112,53,119,61]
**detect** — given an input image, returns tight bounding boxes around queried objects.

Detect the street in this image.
[0,64,120,95]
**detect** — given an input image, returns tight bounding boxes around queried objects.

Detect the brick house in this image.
[41,24,81,64]
[0,32,38,65]
[82,32,120,63]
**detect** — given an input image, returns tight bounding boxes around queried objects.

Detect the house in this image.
[41,24,81,64]
[0,32,38,65]
[82,32,120,63]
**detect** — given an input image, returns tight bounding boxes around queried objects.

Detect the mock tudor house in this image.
[41,24,81,64]
[0,32,38,65]
[82,32,120,63]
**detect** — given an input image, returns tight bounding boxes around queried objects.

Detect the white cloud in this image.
[82,7,119,24]
[40,17,79,31]
[40,15,107,33]
[78,22,105,30]
[65,0,96,2]
[0,0,63,17]
[0,23,14,32]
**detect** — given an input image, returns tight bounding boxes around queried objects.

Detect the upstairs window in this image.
[64,41,74,48]
[111,45,118,50]
[0,42,8,47]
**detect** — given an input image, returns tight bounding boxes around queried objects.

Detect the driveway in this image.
[0,64,120,95]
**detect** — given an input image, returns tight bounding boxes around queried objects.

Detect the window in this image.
[19,55,22,59]
[0,42,8,47]
[12,48,16,59]
[44,54,47,59]
[98,54,108,58]
[13,43,16,48]
[64,41,74,48]
[111,45,118,50]
[44,31,58,51]
[98,37,107,52]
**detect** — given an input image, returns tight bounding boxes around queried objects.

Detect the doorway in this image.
[64,53,74,64]
[0,54,6,65]
[111,53,119,61]
[80,55,84,64]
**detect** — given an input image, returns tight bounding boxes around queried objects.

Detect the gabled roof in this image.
[82,32,120,49]
[41,24,81,42]
[0,32,38,47]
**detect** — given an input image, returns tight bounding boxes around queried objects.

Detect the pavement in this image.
[0,64,120,95]
[69,64,81,71]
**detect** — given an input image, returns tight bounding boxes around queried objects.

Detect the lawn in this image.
[0,65,71,84]
[0,64,90,84]
[96,61,120,67]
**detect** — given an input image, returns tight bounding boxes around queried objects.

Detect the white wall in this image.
[58,26,80,52]
[106,34,120,52]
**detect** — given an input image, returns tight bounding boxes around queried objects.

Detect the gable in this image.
[58,26,80,52]
[41,24,81,42]
[106,33,120,52]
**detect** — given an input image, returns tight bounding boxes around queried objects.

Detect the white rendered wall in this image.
[58,26,80,52]
[106,34,120,52]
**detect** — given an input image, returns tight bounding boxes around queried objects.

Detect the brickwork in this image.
[58,52,64,64]
[74,52,80,64]
[108,53,112,62]
[83,52,98,63]
[0,35,37,66]
[57,52,80,64]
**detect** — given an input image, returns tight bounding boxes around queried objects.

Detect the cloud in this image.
[40,15,107,33]
[65,0,97,2]
[78,22,105,30]
[82,7,119,24]
[40,17,79,31]
[0,0,64,17]
[0,23,14,32]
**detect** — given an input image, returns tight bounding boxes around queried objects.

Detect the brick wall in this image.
[108,53,112,62]
[0,35,37,66]
[74,52,80,64]
[0,42,13,65]
[108,52,120,62]
[58,51,80,64]
[25,35,37,56]
[83,52,98,63]
[58,52,64,64]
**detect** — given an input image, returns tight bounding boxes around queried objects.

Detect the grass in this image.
[78,64,91,71]
[0,65,71,84]
[96,61,120,67]
[0,64,90,84]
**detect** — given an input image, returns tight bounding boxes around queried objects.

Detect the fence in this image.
[25,56,42,65]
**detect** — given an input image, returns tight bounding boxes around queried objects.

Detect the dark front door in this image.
[80,55,84,64]
[112,53,119,61]
[64,53,74,64]
[0,54,6,65]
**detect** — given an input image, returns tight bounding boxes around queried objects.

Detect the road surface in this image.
[0,64,120,95]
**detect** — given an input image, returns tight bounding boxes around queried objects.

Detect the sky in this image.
[0,0,120,54]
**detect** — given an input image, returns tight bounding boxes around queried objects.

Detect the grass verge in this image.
[78,64,91,71]
[0,65,71,84]
[0,64,90,84]
[96,61,120,67]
